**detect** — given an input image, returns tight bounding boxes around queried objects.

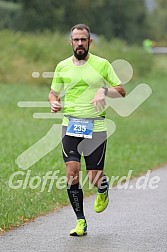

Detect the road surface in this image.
[151,47,167,54]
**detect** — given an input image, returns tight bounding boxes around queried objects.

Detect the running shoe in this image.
[94,186,109,213]
[70,219,87,236]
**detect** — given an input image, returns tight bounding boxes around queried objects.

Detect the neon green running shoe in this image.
[94,188,109,213]
[70,219,87,236]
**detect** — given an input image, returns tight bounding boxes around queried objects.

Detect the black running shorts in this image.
[62,126,107,170]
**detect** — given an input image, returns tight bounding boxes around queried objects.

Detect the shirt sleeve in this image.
[103,60,121,87]
[51,64,63,93]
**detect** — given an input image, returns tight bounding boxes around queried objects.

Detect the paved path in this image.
[0,166,167,252]
[152,47,167,54]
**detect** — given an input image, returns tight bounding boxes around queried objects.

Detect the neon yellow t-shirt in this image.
[51,53,121,132]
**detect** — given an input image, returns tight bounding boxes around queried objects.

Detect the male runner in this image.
[48,24,125,236]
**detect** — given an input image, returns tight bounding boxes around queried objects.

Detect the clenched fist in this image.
[50,100,62,113]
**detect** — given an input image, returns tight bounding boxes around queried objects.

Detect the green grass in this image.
[0,36,166,232]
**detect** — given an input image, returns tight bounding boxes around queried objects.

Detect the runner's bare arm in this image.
[48,89,62,113]
[106,84,126,98]
[91,85,126,111]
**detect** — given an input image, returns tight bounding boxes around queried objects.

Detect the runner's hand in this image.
[91,88,106,111]
[50,101,61,113]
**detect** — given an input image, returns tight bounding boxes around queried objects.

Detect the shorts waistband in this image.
[64,115,105,121]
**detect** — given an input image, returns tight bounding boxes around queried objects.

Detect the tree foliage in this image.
[148,0,167,42]
[17,0,149,43]
[0,0,167,43]
[0,0,21,29]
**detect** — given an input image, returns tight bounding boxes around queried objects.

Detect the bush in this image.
[0,30,154,85]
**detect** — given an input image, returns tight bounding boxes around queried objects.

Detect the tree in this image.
[0,0,21,29]
[64,0,149,43]
[101,0,149,42]
[148,0,167,41]
[16,0,66,31]
[0,0,151,44]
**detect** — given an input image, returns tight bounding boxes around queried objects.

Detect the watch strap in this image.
[102,87,108,95]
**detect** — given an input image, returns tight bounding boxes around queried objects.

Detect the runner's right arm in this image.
[48,89,61,113]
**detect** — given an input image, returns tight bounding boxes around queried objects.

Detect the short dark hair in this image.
[71,24,91,38]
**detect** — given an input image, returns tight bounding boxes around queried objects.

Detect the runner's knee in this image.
[66,161,80,185]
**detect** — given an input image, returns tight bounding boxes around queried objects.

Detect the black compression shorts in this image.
[62,126,107,170]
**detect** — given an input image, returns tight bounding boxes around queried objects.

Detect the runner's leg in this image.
[62,127,85,219]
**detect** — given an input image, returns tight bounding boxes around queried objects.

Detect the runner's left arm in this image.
[91,61,126,111]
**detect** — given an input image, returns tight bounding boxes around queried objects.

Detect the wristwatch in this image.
[102,86,108,96]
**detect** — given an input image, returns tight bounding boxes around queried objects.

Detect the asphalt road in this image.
[0,166,167,252]
[151,47,167,54]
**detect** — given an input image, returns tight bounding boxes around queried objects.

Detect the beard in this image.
[73,46,89,60]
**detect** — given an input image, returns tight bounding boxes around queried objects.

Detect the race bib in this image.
[66,117,93,139]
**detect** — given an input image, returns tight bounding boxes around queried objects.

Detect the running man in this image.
[48,24,125,236]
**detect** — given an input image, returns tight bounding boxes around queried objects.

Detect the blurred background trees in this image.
[147,0,167,44]
[0,0,166,44]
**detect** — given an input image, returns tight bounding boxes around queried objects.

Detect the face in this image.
[70,28,92,60]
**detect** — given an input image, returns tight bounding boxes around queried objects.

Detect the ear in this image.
[70,37,73,46]
[89,38,93,46]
